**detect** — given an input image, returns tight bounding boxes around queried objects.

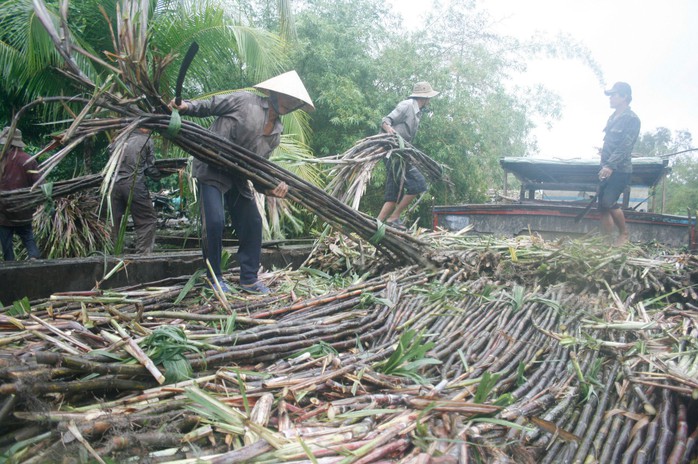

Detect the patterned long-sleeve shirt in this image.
[601,107,641,173]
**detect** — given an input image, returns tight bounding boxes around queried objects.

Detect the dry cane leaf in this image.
[528,416,582,444]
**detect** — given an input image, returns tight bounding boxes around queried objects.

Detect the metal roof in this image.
[499,157,669,188]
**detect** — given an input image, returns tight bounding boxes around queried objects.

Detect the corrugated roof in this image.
[499,157,669,187]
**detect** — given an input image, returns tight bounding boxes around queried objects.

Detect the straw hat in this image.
[409,81,439,99]
[0,126,26,148]
[254,70,315,112]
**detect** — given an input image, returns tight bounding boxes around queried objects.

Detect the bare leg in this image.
[599,211,615,237]
[387,194,416,222]
[377,201,396,222]
[610,208,628,245]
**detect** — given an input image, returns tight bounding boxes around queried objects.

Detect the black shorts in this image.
[598,171,631,211]
[383,157,428,202]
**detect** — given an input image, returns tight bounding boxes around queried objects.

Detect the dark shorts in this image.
[383,157,428,202]
[598,171,631,211]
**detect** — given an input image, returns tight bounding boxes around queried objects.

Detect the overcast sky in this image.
[388,0,698,160]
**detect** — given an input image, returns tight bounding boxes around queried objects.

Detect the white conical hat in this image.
[254,70,315,112]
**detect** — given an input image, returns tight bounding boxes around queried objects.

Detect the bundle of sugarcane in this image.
[1,233,697,463]
[37,116,434,267]
[155,118,430,264]
[321,134,448,209]
[0,173,102,215]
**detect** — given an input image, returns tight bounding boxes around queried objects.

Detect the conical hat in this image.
[254,70,315,112]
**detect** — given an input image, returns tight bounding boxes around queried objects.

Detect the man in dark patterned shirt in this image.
[598,81,640,246]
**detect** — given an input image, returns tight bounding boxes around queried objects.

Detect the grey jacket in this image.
[381,98,422,142]
[183,91,282,197]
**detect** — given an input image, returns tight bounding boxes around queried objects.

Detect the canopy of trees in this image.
[634,127,697,215]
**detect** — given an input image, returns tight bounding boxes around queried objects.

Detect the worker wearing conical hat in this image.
[170,70,314,294]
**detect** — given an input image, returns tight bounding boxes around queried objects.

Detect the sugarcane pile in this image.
[1,231,697,463]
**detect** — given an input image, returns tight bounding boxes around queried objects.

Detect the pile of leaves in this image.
[1,231,697,463]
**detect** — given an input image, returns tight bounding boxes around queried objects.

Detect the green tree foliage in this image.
[634,127,693,157]
[0,0,110,161]
[292,0,398,156]
[402,2,533,205]
[290,0,593,222]
[635,127,698,215]
[665,154,698,216]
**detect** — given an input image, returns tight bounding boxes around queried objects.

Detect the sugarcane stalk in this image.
[352,438,410,464]
[624,413,656,464]
[98,431,185,455]
[603,397,642,464]
[524,392,574,442]
[29,314,92,352]
[143,310,275,325]
[244,392,274,445]
[654,388,674,464]
[620,360,657,415]
[539,407,581,464]
[1,377,152,395]
[29,329,82,355]
[34,351,149,376]
[0,394,17,427]
[680,417,698,464]
[571,361,621,463]
[667,401,688,464]
[203,439,274,464]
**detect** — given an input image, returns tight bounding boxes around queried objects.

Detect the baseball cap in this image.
[604,82,632,97]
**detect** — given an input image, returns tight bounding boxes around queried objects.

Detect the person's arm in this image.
[381,120,396,134]
[381,100,410,134]
[171,94,241,118]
